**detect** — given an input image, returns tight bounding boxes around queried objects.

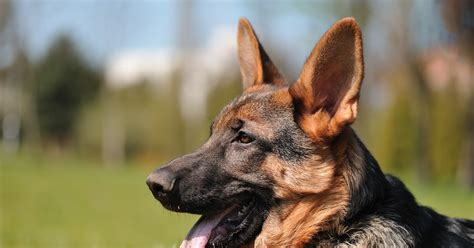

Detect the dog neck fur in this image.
[255,127,391,247]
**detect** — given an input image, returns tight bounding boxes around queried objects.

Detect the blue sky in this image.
[12,0,447,82]
[15,1,337,67]
[16,1,182,62]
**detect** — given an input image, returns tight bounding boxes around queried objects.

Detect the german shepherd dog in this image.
[146,18,474,247]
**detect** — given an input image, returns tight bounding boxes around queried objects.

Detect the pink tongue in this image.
[180,208,233,248]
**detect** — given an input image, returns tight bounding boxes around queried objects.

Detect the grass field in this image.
[1,154,473,247]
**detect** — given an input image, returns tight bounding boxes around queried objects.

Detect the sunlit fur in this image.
[148,17,474,248]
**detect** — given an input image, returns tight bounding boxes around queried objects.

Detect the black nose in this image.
[146,168,176,195]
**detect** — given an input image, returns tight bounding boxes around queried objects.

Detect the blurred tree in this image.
[430,85,467,181]
[383,73,418,172]
[0,0,12,34]
[441,0,474,189]
[0,0,39,153]
[206,79,241,122]
[33,34,101,148]
[176,0,196,153]
[385,0,434,183]
[441,0,474,56]
[0,0,20,154]
[77,76,188,166]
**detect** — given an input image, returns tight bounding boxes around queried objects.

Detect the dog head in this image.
[147,17,364,248]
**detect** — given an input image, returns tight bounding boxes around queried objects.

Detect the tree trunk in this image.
[458,60,474,190]
[411,61,432,183]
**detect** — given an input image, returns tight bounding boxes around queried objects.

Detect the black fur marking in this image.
[307,134,474,247]
[148,89,474,248]
[271,126,313,162]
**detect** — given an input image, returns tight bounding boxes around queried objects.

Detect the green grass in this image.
[1,154,473,247]
[1,155,198,247]
[399,178,474,219]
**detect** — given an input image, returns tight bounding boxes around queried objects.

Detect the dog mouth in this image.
[180,198,266,248]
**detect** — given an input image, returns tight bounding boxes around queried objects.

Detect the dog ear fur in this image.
[289,17,364,140]
[237,17,286,91]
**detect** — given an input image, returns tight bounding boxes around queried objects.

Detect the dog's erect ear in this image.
[237,17,286,91]
[290,18,364,140]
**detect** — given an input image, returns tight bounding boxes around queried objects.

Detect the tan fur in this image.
[149,16,472,248]
[256,138,351,247]
[290,17,364,139]
[252,127,369,247]
[213,106,237,131]
[241,18,363,247]
[213,95,277,140]
[236,104,276,140]
[247,19,365,247]
[298,110,334,142]
[237,18,286,91]
[270,88,293,106]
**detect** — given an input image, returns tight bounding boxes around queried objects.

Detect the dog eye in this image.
[236,131,254,144]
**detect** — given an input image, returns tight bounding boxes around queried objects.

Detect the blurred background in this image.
[1,0,473,247]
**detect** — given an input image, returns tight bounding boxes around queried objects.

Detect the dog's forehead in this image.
[212,87,293,132]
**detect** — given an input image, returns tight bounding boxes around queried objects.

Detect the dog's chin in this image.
[180,198,267,248]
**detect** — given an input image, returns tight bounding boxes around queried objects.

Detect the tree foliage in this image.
[33,34,101,144]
